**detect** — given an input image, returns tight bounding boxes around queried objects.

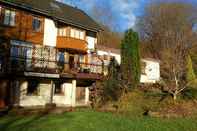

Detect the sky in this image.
[61,0,197,32]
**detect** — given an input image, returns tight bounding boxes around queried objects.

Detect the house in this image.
[140,58,160,84]
[0,0,103,108]
[96,46,160,83]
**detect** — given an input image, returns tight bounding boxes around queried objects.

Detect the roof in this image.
[0,0,101,32]
[141,58,160,63]
[97,45,120,54]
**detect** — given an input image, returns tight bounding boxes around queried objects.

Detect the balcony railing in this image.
[0,44,106,78]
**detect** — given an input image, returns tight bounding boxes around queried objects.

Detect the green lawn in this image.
[0,110,197,131]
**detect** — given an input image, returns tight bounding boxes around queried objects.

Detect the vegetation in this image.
[121,29,141,88]
[1,111,197,131]
[138,2,197,100]
[186,55,196,85]
[103,58,121,102]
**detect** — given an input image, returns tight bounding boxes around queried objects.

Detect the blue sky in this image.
[61,0,197,32]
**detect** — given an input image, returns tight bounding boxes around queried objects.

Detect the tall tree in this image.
[121,29,141,88]
[138,2,197,100]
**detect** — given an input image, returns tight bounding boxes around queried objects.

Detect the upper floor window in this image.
[58,28,66,36]
[70,28,85,40]
[32,17,41,32]
[4,9,16,26]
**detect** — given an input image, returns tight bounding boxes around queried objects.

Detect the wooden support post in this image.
[50,80,54,104]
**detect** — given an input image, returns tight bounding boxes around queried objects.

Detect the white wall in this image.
[86,36,96,51]
[19,80,77,107]
[53,80,76,107]
[43,18,58,47]
[19,81,52,107]
[18,80,91,107]
[140,59,160,83]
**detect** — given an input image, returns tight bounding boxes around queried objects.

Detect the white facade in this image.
[97,48,160,84]
[140,59,160,83]
[43,18,58,47]
[87,36,97,51]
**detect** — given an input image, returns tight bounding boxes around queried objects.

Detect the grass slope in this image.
[0,110,197,131]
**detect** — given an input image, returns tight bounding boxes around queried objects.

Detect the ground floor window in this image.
[54,81,64,95]
[27,80,39,96]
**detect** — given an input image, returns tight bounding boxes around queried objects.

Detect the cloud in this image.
[63,0,142,31]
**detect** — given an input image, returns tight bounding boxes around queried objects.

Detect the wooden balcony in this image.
[0,44,105,79]
[56,36,87,53]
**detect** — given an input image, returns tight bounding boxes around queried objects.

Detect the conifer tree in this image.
[121,29,141,88]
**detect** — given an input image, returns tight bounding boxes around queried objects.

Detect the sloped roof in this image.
[97,45,120,54]
[0,0,101,32]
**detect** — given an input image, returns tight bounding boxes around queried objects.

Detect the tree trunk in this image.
[173,93,177,100]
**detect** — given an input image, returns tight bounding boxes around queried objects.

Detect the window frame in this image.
[3,8,16,26]
[58,28,67,37]
[54,81,64,95]
[70,28,85,40]
[32,17,42,32]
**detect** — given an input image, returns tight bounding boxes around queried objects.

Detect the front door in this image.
[69,55,75,69]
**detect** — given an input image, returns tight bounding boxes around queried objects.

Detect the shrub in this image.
[182,88,197,100]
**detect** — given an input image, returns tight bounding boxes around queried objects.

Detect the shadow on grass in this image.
[0,114,47,131]
[0,112,74,131]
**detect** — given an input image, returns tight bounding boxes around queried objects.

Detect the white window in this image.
[58,28,66,36]
[80,31,84,40]
[75,30,80,39]
[32,17,41,32]
[71,28,75,38]
[4,9,16,26]
[70,28,85,40]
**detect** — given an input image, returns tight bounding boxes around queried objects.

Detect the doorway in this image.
[69,55,75,69]
[76,87,86,105]
[0,80,10,108]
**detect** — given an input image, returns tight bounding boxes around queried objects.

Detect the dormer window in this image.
[32,17,41,32]
[4,9,16,26]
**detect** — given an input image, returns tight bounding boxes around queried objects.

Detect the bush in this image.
[182,88,197,100]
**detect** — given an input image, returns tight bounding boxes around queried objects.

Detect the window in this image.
[58,28,66,36]
[80,31,84,40]
[54,81,64,95]
[27,80,39,96]
[71,28,75,38]
[70,28,85,40]
[32,17,41,32]
[4,9,16,26]
[79,55,85,63]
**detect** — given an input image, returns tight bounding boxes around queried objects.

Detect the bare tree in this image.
[138,2,197,100]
